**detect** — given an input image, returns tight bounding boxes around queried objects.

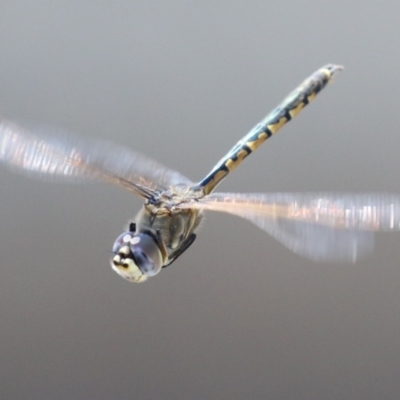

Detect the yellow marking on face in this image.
[111,253,148,283]
[119,245,130,255]
[267,116,287,134]
[123,258,145,280]
[289,102,305,118]
[225,149,248,171]
[136,275,148,283]
[246,132,268,151]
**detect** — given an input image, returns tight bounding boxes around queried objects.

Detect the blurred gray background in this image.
[1,1,400,399]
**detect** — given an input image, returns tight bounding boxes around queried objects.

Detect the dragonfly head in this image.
[111,231,163,283]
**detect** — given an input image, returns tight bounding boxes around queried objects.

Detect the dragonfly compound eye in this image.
[111,232,163,283]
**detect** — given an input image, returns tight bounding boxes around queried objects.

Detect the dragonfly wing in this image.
[0,119,192,197]
[188,192,400,262]
[251,218,375,262]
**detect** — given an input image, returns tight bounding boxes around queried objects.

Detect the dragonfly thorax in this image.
[111,230,163,283]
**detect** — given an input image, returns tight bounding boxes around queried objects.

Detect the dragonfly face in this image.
[5,64,396,284]
[111,229,163,283]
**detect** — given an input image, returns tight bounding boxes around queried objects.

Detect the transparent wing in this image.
[186,192,400,262]
[0,119,192,198]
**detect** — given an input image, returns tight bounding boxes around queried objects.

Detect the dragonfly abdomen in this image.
[195,64,343,195]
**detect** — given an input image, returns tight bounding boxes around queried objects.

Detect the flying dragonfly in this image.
[1,64,399,283]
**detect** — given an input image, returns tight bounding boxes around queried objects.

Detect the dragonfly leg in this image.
[162,233,197,268]
[154,229,170,263]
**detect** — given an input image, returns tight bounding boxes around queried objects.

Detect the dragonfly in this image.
[1,64,400,283]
